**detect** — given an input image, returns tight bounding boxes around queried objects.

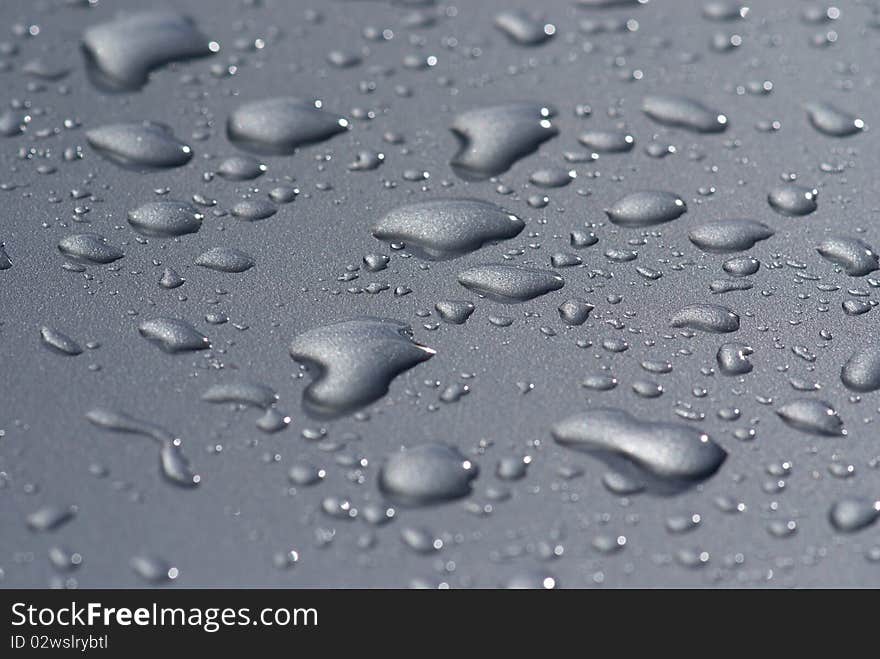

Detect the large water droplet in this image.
[138,318,210,353]
[457,264,564,302]
[841,346,880,392]
[671,304,740,333]
[768,183,818,216]
[128,201,203,237]
[642,95,728,133]
[434,300,475,324]
[449,103,558,180]
[688,219,774,253]
[379,443,478,506]
[40,327,83,356]
[829,498,880,533]
[816,236,879,276]
[288,318,434,418]
[717,342,753,375]
[805,102,865,137]
[82,11,213,91]
[552,408,727,489]
[86,122,192,170]
[494,11,555,46]
[57,233,124,265]
[776,399,845,436]
[578,130,634,153]
[202,382,278,408]
[227,98,348,155]
[372,198,524,260]
[605,190,687,227]
[194,247,255,273]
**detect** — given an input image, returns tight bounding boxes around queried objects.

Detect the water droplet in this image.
[86,122,192,170]
[288,318,434,418]
[159,442,200,487]
[194,247,255,273]
[688,219,774,253]
[457,264,564,302]
[434,300,475,324]
[816,236,879,276]
[57,233,124,265]
[227,97,347,155]
[128,201,203,237]
[373,199,524,260]
[449,103,558,180]
[130,555,177,583]
[829,498,880,533]
[605,190,687,227]
[717,342,753,375]
[494,11,555,46]
[768,183,818,216]
[722,256,760,277]
[138,318,210,353]
[552,408,726,488]
[82,11,213,91]
[558,299,594,325]
[202,382,278,408]
[231,198,277,221]
[776,399,845,436]
[642,95,728,133]
[671,304,740,333]
[805,101,865,137]
[216,155,265,181]
[379,443,478,506]
[841,345,880,392]
[578,130,635,153]
[26,505,76,532]
[40,327,83,356]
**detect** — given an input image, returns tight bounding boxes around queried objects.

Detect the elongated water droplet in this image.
[231,199,277,222]
[159,441,200,488]
[688,219,774,253]
[216,155,265,181]
[194,247,255,273]
[552,408,726,487]
[605,190,686,227]
[671,303,740,333]
[40,327,82,356]
[128,201,203,237]
[578,130,634,153]
[816,236,879,276]
[227,97,348,155]
[776,399,845,436]
[86,122,192,170]
[805,101,865,137]
[26,505,77,532]
[202,382,278,408]
[57,233,124,265]
[642,95,728,133]
[138,318,210,353]
[130,555,177,583]
[373,198,524,260]
[457,264,564,302]
[494,11,555,46]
